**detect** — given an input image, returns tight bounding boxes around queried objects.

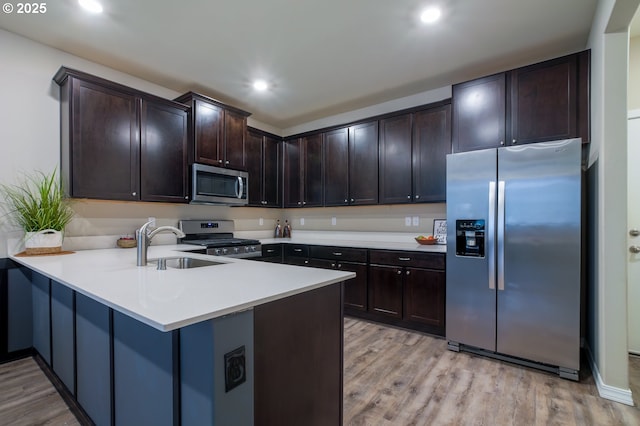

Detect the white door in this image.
[629,110,640,355]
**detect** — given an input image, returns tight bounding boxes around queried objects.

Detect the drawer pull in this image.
[294,248,303,252]
[332,252,342,256]
[398,257,411,261]
[266,249,275,253]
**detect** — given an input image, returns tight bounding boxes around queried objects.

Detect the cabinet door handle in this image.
[397,270,402,275]
[184,196,188,200]
[304,260,309,264]
[406,270,410,275]
[512,139,517,144]
[225,160,230,165]
[218,159,223,163]
[407,195,411,199]
[132,192,137,196]
[415,195,420,199]
[266,249,275,253]
[337,263,342,268]
[398,257,411,261]
[294,248,302,252]
[344,199,348,203]
[331,263,336,268]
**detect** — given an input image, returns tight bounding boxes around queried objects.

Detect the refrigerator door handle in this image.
[488,181,496,290]
[497,180,506,291]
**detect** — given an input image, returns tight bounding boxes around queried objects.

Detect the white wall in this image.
[585,0,639,403]
[629,36,640,110]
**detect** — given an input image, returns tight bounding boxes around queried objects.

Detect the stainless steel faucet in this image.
[136,220,186,266]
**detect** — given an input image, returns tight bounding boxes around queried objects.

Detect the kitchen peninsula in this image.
[9,245,354,426]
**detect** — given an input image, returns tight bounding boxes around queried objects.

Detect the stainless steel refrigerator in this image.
[445,138,581,380]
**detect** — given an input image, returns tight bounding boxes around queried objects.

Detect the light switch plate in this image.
[405,217,411,227]
[259,218,264,226]
[300,218,305,226]
[331,217,337,226]
[412,216,419,226]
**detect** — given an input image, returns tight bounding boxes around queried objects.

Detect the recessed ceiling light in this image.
[420,6,441,24]
[252,79,269,92]
[78,0,103,14]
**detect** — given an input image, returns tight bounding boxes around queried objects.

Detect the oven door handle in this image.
[235,176,244,199]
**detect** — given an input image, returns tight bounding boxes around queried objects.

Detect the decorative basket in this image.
[117,238,137,248]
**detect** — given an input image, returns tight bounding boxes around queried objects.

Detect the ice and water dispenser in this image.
[455,220,485,257]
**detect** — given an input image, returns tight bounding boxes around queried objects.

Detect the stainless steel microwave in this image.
[191,163,248,205]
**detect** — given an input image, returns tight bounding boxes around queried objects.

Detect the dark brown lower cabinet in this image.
[366,250,446,336]
[254,283,343,426]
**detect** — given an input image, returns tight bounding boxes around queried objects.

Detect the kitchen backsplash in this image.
[2,199,446,255]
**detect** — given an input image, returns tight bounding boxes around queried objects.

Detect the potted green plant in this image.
[1,169,73,254]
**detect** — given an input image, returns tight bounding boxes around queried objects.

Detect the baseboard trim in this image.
[585,344,635,406]
[629,350,640,356]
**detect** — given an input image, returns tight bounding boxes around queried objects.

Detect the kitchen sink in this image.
[150,257,224,270]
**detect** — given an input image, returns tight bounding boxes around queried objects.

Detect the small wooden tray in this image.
[14,250,75,257]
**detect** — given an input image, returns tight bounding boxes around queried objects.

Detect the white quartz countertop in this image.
[10,245,355,332]
[258,236,447,253]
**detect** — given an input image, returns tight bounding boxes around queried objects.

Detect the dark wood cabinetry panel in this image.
[193,99,224,165]
[224,109,247,168]
[263,136,281,207]
[510,55,577,145]
[413,104,451,202]
[303,134,323,206]
[55,67,191,203]
[341,262,367,312]
[452,73,506,153]
[245,130,263,206]
[140,100,189,202]
[368,264,403,318]
[175,91,250,169]
[254,283,343,426]
[379,114,413,204]
[69,79,140,200]
[453,50,590,153]
[324,128,350,206]
[283,139,302,208]
[349,121,379,205]
[403,268,445,327]
[246,130,281,207]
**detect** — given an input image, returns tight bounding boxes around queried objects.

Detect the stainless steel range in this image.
[178,219,262,259]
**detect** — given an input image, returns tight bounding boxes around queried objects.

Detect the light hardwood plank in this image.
[0,357,80,426]
[344,317,640,426]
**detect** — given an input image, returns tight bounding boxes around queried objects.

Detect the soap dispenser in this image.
[283,220,292,238]
[274,220,282,238]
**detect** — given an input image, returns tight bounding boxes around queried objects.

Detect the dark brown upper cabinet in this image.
[412,104,451,202]
[348,121,379,205]
[323,121,378,206]
[323,128,350,206]
[452,50,590,153]
[379,114,413,204]
[174,92,251,169]
[379,103,451,204]
[283,134,323,207]
[246,129,281,207]
[54,67,189,203]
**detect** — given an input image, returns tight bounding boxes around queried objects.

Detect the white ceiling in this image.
[0,0,610,131]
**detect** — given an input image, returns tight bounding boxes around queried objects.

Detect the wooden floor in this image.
[0,357,80,426]
[0,319,638,425]
[343,317,640,426]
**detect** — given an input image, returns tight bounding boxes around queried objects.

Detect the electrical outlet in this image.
[331,217,337,226]
[300,218,305,226]
[405,217,411,227]
[412,216,420,226]
[259,218,264,226]
[147,217,156,227]
[224,346,246,392]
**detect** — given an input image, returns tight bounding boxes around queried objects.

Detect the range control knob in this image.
[213,248,222,256]
[233,247,240,254]
[248,246,256,252]
[222,248,229,255]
